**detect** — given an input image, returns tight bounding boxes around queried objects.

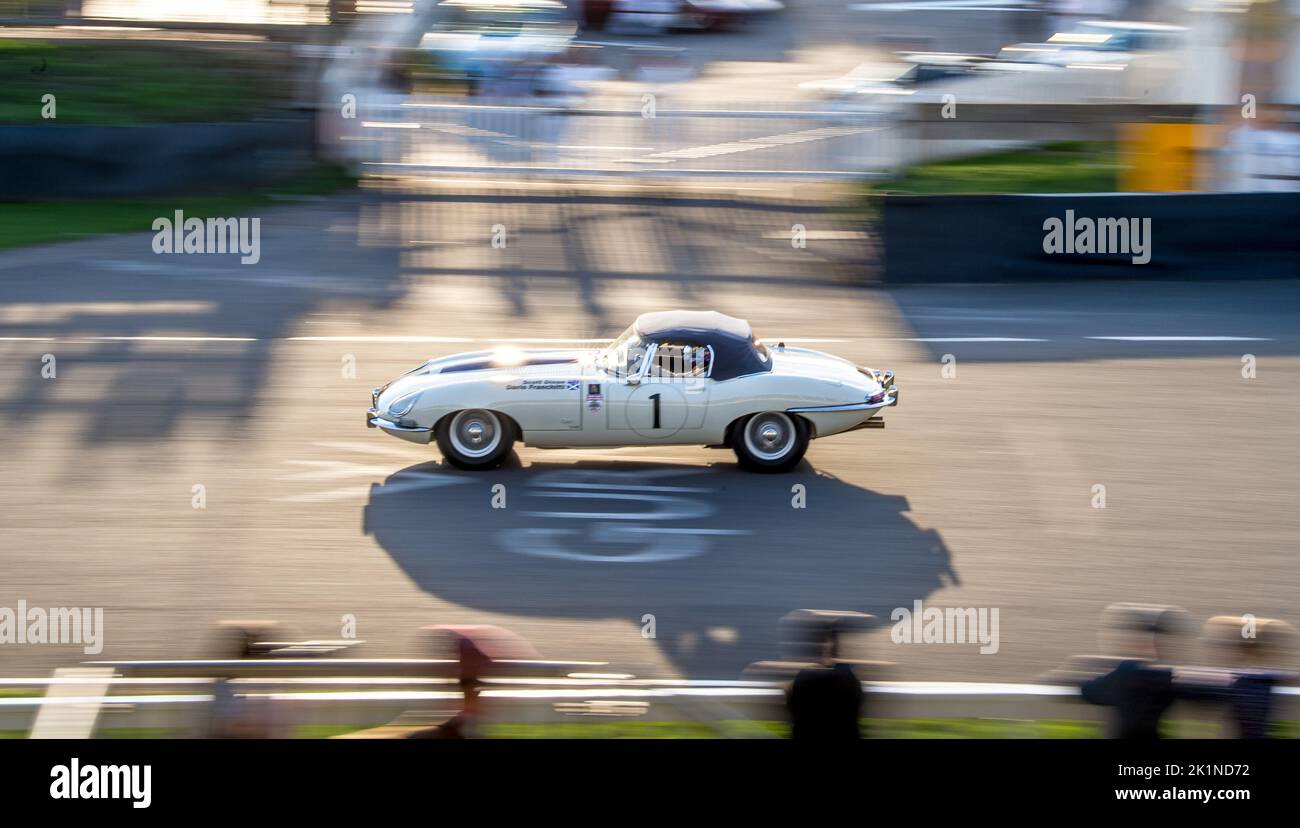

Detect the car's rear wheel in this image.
[733,411,808,473]
[436,409,514,470]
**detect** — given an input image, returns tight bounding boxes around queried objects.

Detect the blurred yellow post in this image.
[1119,122,1199,192]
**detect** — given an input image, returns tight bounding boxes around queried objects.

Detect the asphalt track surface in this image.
[1,190,1296,682]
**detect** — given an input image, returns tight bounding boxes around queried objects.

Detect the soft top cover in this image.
[633,310,771,381]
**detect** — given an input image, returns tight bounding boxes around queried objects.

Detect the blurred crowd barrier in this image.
[4,610,1296,739]
[7,670,1297,738]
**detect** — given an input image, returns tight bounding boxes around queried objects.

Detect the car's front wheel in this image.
[436,409,515,470]
[733,412,808,473]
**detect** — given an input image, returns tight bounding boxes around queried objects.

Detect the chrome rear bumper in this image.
[788,369,898,415]
[787,396,896,413]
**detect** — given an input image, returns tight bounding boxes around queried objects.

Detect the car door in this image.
[497,374,584,432]
[604,342,710,441]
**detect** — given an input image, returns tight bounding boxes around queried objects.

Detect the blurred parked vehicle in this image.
[420,0,578,87]
[998,20,1187,67]
[604,0,783,34]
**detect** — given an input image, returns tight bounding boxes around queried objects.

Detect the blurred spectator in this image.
[1198,615,1297,739]
[433,635,492,739]
[427,624,540,739]
[784,611,871,740]
[1080,604,1189,739]
[207,621,287,739]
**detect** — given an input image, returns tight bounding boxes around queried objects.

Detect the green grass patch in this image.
[0,162,357,251]
[868,141,1122,198]
[94,728,181,739]
[869,718,1100,739]
[482,718,1100,739]
[0,39,284,125]
[484,720,783,739]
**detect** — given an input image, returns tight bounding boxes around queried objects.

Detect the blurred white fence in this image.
[334,100,893,180]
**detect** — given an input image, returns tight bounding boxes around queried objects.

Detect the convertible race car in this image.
[367,310,897,472]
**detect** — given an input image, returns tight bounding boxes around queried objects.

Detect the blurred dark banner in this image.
[0,118,316,199]
[883,193,1300,284]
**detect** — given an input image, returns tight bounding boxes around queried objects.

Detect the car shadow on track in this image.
[362,457,957,679]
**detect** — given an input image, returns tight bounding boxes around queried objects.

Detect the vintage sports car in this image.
[367,310,897,472]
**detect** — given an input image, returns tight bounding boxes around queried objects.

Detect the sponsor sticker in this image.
[505,379,579,391]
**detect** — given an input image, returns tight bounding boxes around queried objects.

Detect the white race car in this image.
[367,311,897,472]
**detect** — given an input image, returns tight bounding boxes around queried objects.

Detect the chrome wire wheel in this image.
[448,409,502,459]
[743,412,797,462]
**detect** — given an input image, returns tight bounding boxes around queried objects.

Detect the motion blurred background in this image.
[0,0,1296,737]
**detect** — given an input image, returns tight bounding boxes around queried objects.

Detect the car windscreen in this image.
[597,327,645,378]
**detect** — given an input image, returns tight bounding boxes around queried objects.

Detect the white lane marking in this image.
[0,334,838,344]
[554,145,656,152]
[494,336,850,345]
[287,336,475,343]
[0,334,1277,346]
[903,337,1048,342]
[851,0,1031,9]
[82,335,257,342]
[500,469,748,563]
[1086,336,1274,342]
[486,338,612,344]
[0,335,459,343]
[500,526,747,564]
[525,490,715,521]
[771,338,851,343]
[0,335,253,343]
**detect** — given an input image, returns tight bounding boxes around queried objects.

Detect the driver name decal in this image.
[505,379,580,391]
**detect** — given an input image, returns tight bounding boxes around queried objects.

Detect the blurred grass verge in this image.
[481,719,1104,739]
[2,718,1293,738]
[0,36,352,250]
[0,162,357,251]
[2,719,1102,739]
[0,38,283,124]
[864,141,1122,210]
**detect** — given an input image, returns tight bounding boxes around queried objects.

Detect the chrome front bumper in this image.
[367,408,433,444]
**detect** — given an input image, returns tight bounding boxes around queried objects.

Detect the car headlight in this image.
[387,392,421,418]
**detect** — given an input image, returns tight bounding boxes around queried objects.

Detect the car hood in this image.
[375,348,593,410]
[767,347,884,393]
